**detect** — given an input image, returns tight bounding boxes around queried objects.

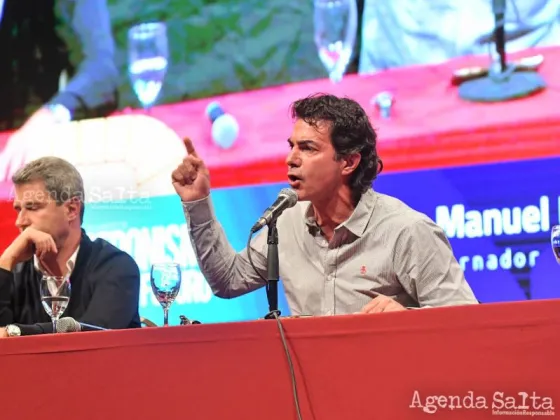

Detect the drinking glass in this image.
[40,276,71,333]
[552,225,560,265]
[128,22,169,110]
[150,263,182,326]
[313,0,357,83]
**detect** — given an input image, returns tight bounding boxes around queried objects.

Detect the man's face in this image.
[13,181,73,245]
[285,118,347,203]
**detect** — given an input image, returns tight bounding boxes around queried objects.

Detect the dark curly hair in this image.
[290,93,383,204]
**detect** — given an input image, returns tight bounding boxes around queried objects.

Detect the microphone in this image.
[457,0,546,102]
[56,317,109,333]
[250,188,298,233]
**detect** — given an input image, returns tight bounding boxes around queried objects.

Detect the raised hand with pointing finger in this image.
[172,137,211,202]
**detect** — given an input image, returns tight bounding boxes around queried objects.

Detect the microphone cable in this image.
[247,230,304,420]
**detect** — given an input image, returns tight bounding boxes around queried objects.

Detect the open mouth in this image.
[287,174,302,183]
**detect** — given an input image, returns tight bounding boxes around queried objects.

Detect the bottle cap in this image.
[206,101,225,123]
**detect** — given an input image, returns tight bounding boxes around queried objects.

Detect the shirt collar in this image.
[304,189,377,238]
[34,246,80,278]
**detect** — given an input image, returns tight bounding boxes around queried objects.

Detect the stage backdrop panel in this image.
[82,155,560,325]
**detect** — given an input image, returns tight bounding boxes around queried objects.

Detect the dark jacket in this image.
[0,230,141,335]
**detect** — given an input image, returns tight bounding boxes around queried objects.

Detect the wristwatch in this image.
[5,324,21,337]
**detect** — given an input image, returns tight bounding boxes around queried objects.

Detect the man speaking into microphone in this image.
[172,94,478,315]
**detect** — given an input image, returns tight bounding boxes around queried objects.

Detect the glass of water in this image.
[40,276,71,333]
[128,22,169,110]
[150,263,182,326]
[552,225,560,265]
[313,0,357,83]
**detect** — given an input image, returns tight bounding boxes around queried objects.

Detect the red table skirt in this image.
[1,299,559,420]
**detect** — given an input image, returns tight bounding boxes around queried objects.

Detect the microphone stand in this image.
[458,0,546,102]
[264,219,281,319]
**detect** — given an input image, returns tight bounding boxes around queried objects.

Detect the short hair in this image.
[12,157,85,223]
[290,93,383,203]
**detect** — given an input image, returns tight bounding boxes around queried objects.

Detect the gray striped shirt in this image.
[182,189,478,315]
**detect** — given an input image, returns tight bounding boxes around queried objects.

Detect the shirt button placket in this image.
[323,247,336,316]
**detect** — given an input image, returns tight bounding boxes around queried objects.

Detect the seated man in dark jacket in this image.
[0,156,141,337]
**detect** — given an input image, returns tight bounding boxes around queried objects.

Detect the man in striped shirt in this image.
[172,94,478,316]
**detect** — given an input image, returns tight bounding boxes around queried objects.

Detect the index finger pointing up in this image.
[183,137,199,157]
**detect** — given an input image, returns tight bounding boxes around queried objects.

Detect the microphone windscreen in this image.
[279,188,298,207]
[56,317,81,333]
